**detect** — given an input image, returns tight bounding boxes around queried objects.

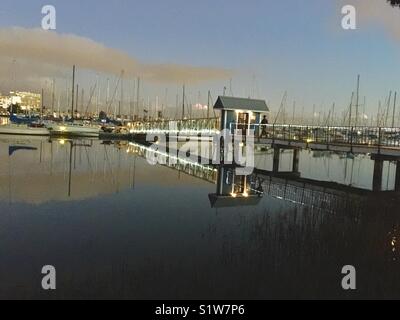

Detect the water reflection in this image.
[0,136,136,204]
[1,136,400,299]
[209,165,262,208]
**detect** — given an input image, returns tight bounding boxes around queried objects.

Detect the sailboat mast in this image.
[41,88,44,118]
[136,77,140,120]
[76,84,79,119]
[182,85,185,119]
[207,90,211,119]
[386,91,392,127]
[96,76,100,117]
[51,78,55,116]
[120,70,124,118]
[355,74,360,127]
[348,92,354,128]
[71,65,75,120]
[392,91,397,128]
[106,78,110,107]
[81,88,84,117]
[57,92,61,116]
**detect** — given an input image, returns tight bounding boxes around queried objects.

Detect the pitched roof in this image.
[213,96,269,112]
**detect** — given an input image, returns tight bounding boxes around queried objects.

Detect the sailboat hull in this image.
[0,124,50,136]
[48,124,100,137]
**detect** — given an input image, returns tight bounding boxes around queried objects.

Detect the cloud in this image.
[0,27,231,88]
[0,57,66,93]
[344,0,400,40]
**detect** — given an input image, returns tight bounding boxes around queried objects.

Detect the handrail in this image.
[228,123,400,148]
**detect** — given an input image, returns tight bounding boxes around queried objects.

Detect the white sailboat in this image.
[47,122,100,137]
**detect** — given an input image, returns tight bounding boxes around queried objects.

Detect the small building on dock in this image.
[213,96,269,135]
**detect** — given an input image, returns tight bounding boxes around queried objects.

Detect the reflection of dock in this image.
[252,169,370,214]
[127,141,398,212]
[126,142,218,184]
[255,168,372,196]
[258,143,400,192]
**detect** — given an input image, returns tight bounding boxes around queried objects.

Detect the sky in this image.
[1,0,400,119]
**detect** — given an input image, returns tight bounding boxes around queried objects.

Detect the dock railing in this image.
[131,117,220,134]
[229,123,400,148]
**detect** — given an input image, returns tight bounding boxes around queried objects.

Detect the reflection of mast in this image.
[50,141,53,176]
[132,153,136,189]
[39,141,43,163]
[66,139,93,197]
[8,150,12,205]
[68,141,73,197]
[104,144,116,186]
[350,157,355,186]
[116,148,121,193]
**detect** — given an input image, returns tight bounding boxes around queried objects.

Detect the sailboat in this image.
[0,114,50,136]
[0,123,50,136]
[47,121,100,137]
[46,66,100,137]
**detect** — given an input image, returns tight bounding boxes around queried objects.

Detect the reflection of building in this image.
[209,166,262,208]
[0,91,41,111]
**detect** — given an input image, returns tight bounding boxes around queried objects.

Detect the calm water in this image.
[0,136,400,299]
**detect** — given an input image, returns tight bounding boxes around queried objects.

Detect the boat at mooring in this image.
[0,123,50,136]
[47,123,100,137]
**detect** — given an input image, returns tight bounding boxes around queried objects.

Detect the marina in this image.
[3,0,400,302]
[2,85,400,299]
[1,133,400,299]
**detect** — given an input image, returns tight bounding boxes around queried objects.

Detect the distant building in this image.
[0,95,8,110]
[0,91,41,111]
[11,91,41,111]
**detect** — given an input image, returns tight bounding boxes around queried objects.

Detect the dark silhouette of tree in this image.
[387,0,400,7]
[8,103,22,114]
